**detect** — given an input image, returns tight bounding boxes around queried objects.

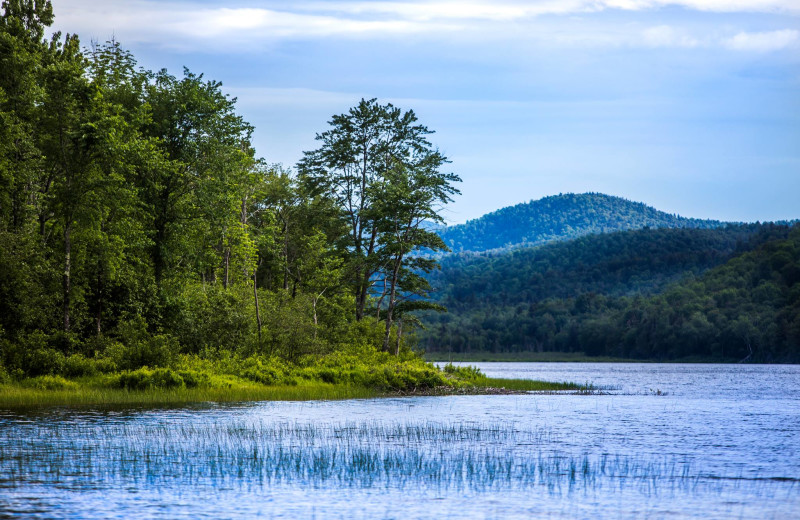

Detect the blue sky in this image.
[53,0,800,224]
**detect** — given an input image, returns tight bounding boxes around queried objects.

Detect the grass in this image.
[0,353,591,408]
[0,379,587,408]
[0,418,721,494]
[0,376,588,408]
[0,382,382,408]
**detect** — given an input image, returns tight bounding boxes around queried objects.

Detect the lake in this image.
[1,363,798,519]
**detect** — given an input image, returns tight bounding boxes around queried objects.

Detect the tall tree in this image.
[140,68,254,287]
[373,157,459,351]
[299,98,458,324]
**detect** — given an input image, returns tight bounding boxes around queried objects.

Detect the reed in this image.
[0,418,730,494]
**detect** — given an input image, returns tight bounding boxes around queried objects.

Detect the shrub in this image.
[23,375,77,391]
[27,348,66,377]
[63,354,98,378]
[176,369,211,388]
[442,363,486,384]
[115,367,185,390]
[110,319,179,370]
[239,356,294,386]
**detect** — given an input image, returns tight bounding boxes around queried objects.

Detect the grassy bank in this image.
[0,378,587,408]
[0,358,587,408]
[0,381,382,408]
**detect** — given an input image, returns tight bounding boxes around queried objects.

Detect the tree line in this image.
[420,224,800,362]
[0,0,458,379]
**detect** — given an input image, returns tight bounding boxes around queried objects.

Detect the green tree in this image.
[299,98,456,322]
[373,158,459,351]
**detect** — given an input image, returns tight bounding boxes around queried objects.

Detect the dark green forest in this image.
[0,1,465,391]
[420,224,800,362]
[438,192,725,253]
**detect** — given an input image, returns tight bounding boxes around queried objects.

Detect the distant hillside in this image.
[439,193,725,252]
[418,223,800,362]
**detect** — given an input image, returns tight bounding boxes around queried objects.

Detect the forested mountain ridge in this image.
[429,224,780,307]
[419,223,800,362]
[438,192,725,253]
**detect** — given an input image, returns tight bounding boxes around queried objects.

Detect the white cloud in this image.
[641,25,701,47]
[52,0,800,52]
[309,0,800,19]
[723,29,799,50]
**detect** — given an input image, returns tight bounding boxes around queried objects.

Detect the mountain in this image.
[438,192,725,253]
[418,223,800,362]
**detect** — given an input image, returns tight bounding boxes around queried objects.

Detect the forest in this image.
[0,1,474,394]
[420,224,800,362]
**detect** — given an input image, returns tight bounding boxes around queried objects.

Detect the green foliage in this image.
[22,375,77,391]
[442,363,486,384]
[115,367,186,390]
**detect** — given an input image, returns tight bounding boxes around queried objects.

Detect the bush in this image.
[63,354,98,378]
[110,318,179,370]
[115,367,185,390]
[27,348,66,377]
[238,356,295,386]
[176,369,211,388]
[0,365,10,385]
[442,363,486,384]
[23,375,77,391]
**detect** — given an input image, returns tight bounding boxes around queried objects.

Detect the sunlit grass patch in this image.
[0,382,380,408]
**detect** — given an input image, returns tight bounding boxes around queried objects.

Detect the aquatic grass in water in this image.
[0,418,762,495]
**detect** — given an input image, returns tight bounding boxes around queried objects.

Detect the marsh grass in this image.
[0,419,705,494]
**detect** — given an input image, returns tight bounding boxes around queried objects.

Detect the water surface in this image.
[1,363,798,519]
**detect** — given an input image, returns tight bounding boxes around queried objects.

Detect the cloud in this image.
[52,0,800,52]
[723,29,800,51]
[641,25,701,47]
[309,0,800,19]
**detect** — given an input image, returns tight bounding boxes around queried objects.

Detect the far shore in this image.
[424,352,741,363]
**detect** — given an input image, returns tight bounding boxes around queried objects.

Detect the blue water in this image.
[1,363,798,519]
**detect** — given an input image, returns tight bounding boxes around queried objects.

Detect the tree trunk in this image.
[95,270,103,336]
[253,267,262,346]
[382,256,402,353]
[62,221,71,332]
[223,247,230,289]
[395,320,403,356]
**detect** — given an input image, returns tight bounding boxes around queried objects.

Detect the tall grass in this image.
[0,418,724,494]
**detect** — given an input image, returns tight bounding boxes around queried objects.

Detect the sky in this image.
[51,0,800,224]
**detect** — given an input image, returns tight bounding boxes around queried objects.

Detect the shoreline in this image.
[424,352,741,363]
[0,377,587,409]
